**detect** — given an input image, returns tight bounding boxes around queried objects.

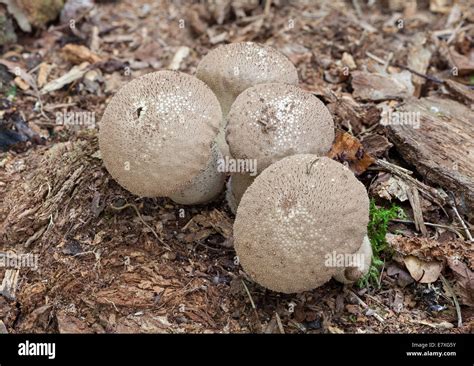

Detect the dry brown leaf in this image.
[388,235,473,269]
[327,130,375,175]
[403,255,443,283]
[62,44,103,64]
[447,258,474,307]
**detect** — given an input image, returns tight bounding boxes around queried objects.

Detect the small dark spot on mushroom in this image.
[134,107,144,120]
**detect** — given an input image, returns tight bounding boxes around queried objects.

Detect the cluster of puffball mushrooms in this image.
[99,42,372,294]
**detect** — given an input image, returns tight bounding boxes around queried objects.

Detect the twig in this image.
[241,280,256,309]
[264,0,272,16]
[345,289,384,323]
[275,312,285,334]
[110,202,171,250]
[241,279,262,332]
[390,219,464,238]
[449,192,473,242]
[439,274,462,328]
[366,51,386,65]
[373,159,448,216]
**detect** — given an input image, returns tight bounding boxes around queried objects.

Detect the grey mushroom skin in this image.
[225,82,335,213]
[196,42,299,157]
[225,173,256,214]
[333,236,373,284]
[99,71,222,198]
[234,155,370,294]
[169,144,225,205]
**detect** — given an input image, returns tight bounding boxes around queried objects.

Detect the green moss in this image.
[357,199,404,288]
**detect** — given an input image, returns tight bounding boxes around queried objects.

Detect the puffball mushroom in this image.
[169,143,225,205]
[196,42,299,156]
[225,173,255,214]
[333,236,373,284]
[225,83,335,212]
[234,155,369,294]
[99,71,222,198]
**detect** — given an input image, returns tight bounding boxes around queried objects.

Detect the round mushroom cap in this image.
[234,155,369,293]
[196,42,298,116]
[225,173,256,214]
[226,83,334,174]
[99,71,222,197]
[333,235,373,284]
[169,143,225,205]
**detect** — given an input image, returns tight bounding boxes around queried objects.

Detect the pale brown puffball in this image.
[233,155,370,293]
[196,42,299,156]
[169,143,225,205]
[99,71,222,197]
[226,83,335,175]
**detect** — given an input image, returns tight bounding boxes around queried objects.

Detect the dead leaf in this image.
[62,44,102,64]
[372,174,409,201]
[404,255,443,283]
[327,130,375,175]
[447,258,474,307]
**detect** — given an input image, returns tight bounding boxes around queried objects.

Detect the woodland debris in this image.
[351,70,414,101]
[403,255,443,283]
[386,96,474,217]
[327,130,375,175]
[444,79,474,105]
[0,269,19,300]
[40,62,90,94]
[388,235,473,270]
[407,41,432,97]
[447,258,474,307]
[61,44,103,64]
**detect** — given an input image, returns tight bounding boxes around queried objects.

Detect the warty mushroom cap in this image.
[169,143,225,205]
[226,83,335,174]
[196,42,299,116]
[233,155,370,293]
[99,70,222,197]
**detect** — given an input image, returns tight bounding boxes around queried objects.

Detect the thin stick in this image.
[390,219,464,238]
[275,312,285,334]
[440,274,462,328]
[110,202,171,250]
[449,193,473,242]
[241,279,256,309]
[345,289,384,323]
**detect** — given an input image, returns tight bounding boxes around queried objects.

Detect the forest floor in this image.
[0,0,473,333]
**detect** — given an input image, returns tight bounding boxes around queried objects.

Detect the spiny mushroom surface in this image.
[333,235,373,284]
[196,42,298,156]
[196,42,299,116]
[226,83,334,173]
[99,71,222,197]
[169,143,225,205]
[234,155,370,293]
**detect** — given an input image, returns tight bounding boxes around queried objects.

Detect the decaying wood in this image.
[386,96,474,218]
[0,269,19,300]
[445,80,474,105]
[351,70,414,101]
